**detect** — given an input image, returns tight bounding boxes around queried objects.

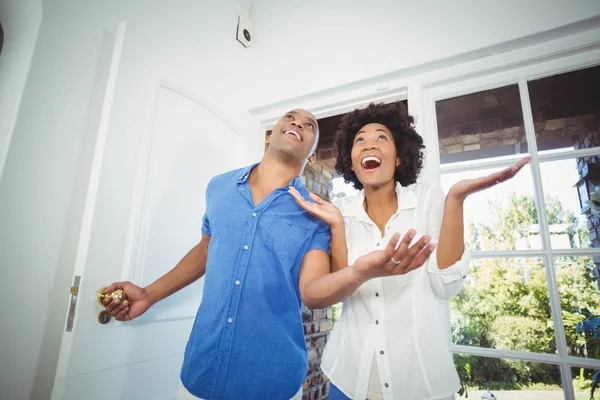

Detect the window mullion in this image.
[519,77,575,399]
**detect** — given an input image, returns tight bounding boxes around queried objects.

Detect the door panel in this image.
[53,17,258,400]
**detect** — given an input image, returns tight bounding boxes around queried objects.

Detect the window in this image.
[432,64,600,399]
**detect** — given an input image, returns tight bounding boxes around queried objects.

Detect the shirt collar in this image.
[346,182,418,220]
[237,163,258,183]
[237,162,304,190]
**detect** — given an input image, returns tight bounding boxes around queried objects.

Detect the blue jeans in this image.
[329,383,352,400]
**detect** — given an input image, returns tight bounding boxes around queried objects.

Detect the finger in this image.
[514,156,531,169]
[105,298,122,313]
[288,187,314,210]
[108,302,128,317]
[287,186,305,203]
[382,233,401,259]
[486,167,518,185]
[402,243,436,274]
[395,235,430,272]
[390,230,416,261]
[115,307,130,321]
[493,158,530,182]
[103,282,122,294]
[308,192,326,205]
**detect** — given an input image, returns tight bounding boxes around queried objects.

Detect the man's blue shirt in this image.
[180,164,332,399]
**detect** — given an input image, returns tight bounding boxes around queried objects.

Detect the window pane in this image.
[556,256,600,360]
[436,84,527,164]
[451,258,556,353]
[528,65,600,154]
[538,158,600,249]
[441,165,537,251]
[571,366,600,400]
[454,354,563,399]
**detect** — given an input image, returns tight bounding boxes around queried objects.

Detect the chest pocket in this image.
[266,216,308,259]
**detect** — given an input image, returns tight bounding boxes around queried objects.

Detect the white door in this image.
[52,19,259,400]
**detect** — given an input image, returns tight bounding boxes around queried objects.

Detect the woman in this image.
[289,102,528,400]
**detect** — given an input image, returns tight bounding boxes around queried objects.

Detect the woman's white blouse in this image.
[321,182,471,400]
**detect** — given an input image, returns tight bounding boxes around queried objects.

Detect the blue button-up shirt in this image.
[180,164,332,400]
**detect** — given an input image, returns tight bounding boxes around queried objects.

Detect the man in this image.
[101,109,433,400]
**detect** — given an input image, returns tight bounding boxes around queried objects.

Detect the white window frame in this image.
[421,41,600,400]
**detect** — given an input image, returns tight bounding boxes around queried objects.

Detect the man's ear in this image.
[265,134,271,144]
[308,153,317,164]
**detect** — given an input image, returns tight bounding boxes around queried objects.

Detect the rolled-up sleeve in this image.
[425,184,471,300]
[201,178,214,236]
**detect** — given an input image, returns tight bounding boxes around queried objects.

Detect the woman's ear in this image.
[396,157,401,167]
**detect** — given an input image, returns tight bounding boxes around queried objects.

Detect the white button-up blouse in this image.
[321,182,471,400]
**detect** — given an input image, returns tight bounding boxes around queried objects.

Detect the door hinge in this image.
[66,275,81,332]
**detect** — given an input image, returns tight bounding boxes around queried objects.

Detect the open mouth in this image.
[361,155,382,171]
[284,129,302,141]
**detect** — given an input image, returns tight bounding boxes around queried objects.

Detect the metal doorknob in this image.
[97,287,128,306]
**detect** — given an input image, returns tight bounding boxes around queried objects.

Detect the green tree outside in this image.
[453,193,600,396]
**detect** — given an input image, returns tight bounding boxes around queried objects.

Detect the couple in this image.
[101,103,528,400]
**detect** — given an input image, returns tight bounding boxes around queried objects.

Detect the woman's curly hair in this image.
[334,102,425,190]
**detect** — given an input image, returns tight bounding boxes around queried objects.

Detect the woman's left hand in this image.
[288,186,343,228]
[448,156,531,201]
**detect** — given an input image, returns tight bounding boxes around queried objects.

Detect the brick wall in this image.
[303,159,336,200]
[300,158,337,400]
[574,124,600,277]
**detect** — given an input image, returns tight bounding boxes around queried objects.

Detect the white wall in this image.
[1,0,599,399]
[0,0,42,179]
[241,0,600,109]
[0,1,254,399]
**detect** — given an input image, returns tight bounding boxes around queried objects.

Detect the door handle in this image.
[96,287,128,324]
[97,287,128,306]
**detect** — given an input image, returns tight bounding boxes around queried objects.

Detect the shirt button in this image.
[376,242,380,247]
[380,350,385,355]
[375,293,379,297]
[243,245,249,250]
[252,212,257,217]
[227,318,233,323]
[385,383,389,388]
[375,320,379,325]
[235,280,240,285]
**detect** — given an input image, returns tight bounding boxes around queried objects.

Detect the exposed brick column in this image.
[300,159,337,400]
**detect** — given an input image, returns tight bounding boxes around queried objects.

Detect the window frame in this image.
[419,45,600,400]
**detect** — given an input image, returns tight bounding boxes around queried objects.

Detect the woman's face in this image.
[350,123,400,189]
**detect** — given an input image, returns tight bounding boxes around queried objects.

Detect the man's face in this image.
[267,109,319,163]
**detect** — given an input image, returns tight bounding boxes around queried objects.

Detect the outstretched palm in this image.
[288,186,343,227]
[448,157,530,200]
